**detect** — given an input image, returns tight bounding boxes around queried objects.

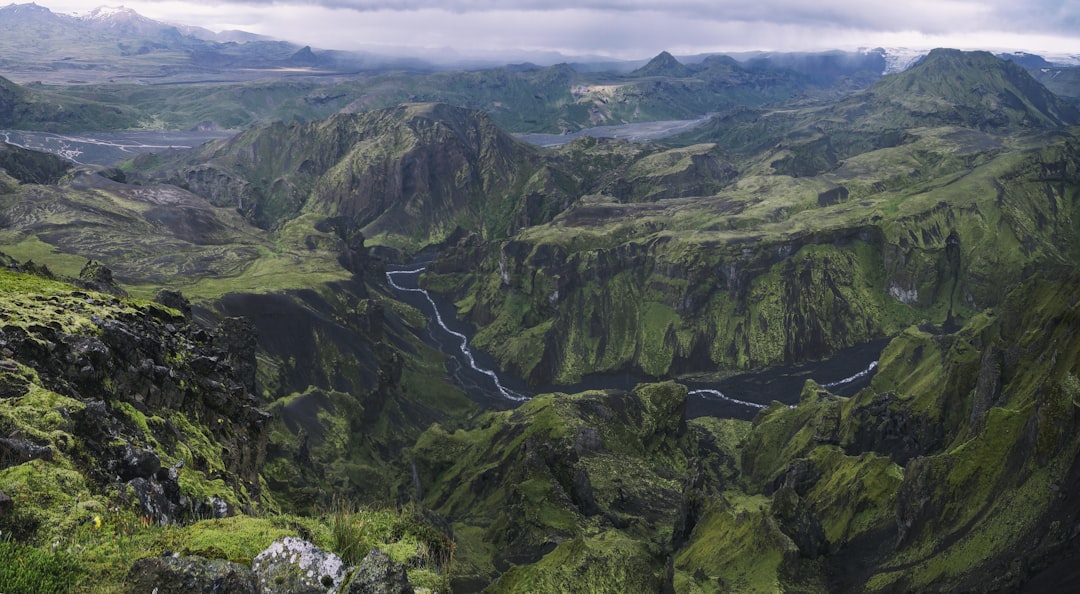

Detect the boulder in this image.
[343,548,414,594]
[252,537,347,594]
[125,554,257,594]
[0,436,54,468]
[154,289,193,318]
[77,260,128,297]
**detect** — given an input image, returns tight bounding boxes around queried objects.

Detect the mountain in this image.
[630,51,695,78]
[134,102,743,255]
[674,49,1080,177]
[870,48,1080,129]
[0,3,338,84]
[398,52,1080,589]
[0,73,143,131]
[140,104,548,251]
[78,5,183,39]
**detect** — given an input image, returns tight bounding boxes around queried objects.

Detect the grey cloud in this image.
[157,0,1080,29]
[162,0,1080,35]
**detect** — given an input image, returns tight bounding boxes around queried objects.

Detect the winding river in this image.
[387,263,886,420]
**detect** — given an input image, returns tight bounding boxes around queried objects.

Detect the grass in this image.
[0,537,82,594]
[674,492,795,593]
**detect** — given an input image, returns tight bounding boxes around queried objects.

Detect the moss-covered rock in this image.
[0,266,271,544]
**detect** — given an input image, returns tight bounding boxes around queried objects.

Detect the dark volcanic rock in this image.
[0,283,269,524]
[773,485,828,558]
[0,436,54,467]
[126,554,257,594]
[843,391,944,465]
[343,548,415,594]
[77,260,128,297]
[154,289,193,318]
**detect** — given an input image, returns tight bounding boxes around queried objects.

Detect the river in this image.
[0,129,235,166]
[2,116,709,166]
[386,263,886,420]
[513,115,713,148]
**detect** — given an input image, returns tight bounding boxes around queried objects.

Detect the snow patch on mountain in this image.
[81,5,136,21]
[881,49,928,74]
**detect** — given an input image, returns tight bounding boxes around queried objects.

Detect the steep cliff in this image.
[423,129,1080,385]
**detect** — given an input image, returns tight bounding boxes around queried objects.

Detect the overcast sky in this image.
[32,0,1080,61]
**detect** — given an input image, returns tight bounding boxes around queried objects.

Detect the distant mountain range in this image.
[1,3,1078,88]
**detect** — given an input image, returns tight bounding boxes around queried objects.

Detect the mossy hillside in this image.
[487,533,665,594]
[136,105,778,260]
[0,269,268,533]
[673,50,1079,174]
[0,172,350,302]
[868,274,1080,590]
[0,265,461,591]
[673,492,819,594]
[858,320,990,440]
[438,225,919,385]
[871,135,1080,311]
[428,126,1080,386]
[869,49,1080,130]
[0,160,480,513]
[210,277,476,509]
[0,75,144,132]
[411,382,705,588]
[802,446,902,549]
[137,104,552,253]
[687,273,1080,592]
[0,141,73,185]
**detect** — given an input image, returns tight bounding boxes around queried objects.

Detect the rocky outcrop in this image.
[127,541,416,594]
[126,554,258,594]
[251,537,348,594]
[343,548,414,594]
[77,260,128,297]
[0,267,268,538]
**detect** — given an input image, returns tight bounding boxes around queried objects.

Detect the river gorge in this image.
[386,262,886,420]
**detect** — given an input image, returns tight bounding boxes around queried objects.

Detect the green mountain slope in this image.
[136,103,740,255]
[406,270,1080,591]
[675,49,1080,177]
[422,127,1080,385]
[0,162,476,509]
[870,49,1080,129]
[631,51,696,78]
[0,75,143,131]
